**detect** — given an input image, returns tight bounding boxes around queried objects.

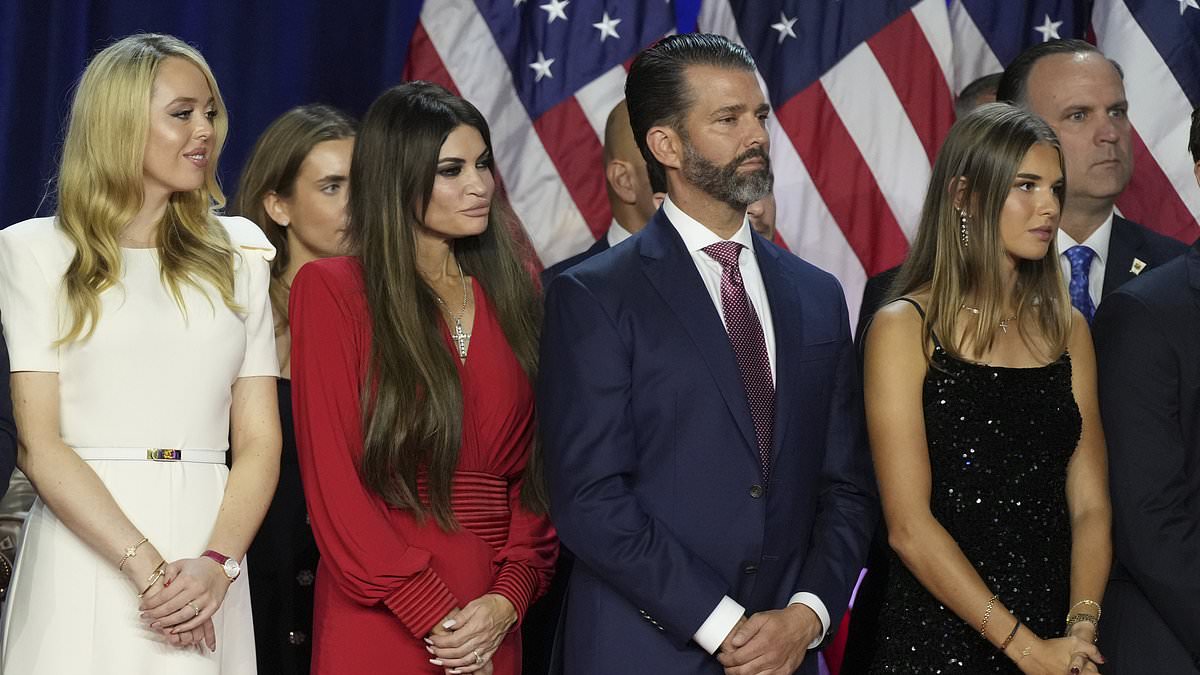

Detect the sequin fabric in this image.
[866,340,1081,673]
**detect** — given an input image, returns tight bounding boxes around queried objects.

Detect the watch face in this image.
[223,558,241,579]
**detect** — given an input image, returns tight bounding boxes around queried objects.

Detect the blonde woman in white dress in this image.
[0,34,280,674]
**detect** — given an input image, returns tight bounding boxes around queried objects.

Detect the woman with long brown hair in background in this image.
[289,81,557,675]
[861,103,1111,674]
[233,103,356,675]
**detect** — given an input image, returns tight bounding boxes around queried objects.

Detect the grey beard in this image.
[681,142,773,211]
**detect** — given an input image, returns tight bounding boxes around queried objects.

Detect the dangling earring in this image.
[958,208,969,248]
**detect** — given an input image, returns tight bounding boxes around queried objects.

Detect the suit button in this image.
[749,485,764,499]
[743,563,758,575]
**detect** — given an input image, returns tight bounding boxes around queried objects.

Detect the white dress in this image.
[0,216,277,674]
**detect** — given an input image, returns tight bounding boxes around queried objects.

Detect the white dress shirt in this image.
[606,220,633,248]
[1057,212,1113,308]
[662,196,829,653]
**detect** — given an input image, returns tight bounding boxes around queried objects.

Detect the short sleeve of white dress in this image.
[220,215,279,379]
[0,218,65,372]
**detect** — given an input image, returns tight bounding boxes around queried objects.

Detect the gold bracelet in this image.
[999,617,1021,651]
[117,537,148,571]
[136,560,167,598]
[1068,599,1102,620]
[1065,613,1100,642]
[979,594,1000,638]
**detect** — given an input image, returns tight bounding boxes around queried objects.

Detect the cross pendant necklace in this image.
[433,258,471,360]
[960,304,1018,334]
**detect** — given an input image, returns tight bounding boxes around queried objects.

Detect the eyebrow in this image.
[167,96,215,106]
[437,150,492,164]
[315,174,347,183]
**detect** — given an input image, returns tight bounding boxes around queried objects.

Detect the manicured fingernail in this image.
[441,619,456,629]
[429,658,443,666]
[449,670,462,674]
[423,637,434,645]
[425,645,435,655]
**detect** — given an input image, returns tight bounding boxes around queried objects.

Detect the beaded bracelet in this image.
[117,537,148,571]
[1065,613,1100,642]
[979,594,1000,638]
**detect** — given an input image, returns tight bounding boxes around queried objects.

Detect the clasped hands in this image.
[717,604,822,675]
[136,556,232,652]
[425,593,515,674]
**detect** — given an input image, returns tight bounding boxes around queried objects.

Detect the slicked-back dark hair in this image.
[955,73,1002,118]
[1189,107,1200,163]
[626,33,757,185]
[997,39,1124,107]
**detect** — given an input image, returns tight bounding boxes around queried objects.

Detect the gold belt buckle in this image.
[147,448,181,461]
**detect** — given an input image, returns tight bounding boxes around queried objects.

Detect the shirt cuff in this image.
[693,595,745,654]
[787,592,830,649]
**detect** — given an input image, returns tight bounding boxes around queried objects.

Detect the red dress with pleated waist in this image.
[289,256,558,674]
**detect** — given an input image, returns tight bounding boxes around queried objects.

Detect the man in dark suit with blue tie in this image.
[539,34,877,675]
[997,39,1187,321]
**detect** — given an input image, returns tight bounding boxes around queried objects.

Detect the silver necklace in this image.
[960,304,1018,334]
[433,259,471,359]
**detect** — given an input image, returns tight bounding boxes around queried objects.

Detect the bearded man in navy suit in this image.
[539,34,876,675]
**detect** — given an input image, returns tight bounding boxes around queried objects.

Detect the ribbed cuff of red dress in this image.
[383,567,460,637]
[488,561,541,625]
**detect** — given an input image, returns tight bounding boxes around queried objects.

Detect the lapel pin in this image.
[1130,258,1146,275]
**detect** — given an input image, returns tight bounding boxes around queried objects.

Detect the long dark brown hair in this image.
[233,104,357,333]
[347,82,545,529]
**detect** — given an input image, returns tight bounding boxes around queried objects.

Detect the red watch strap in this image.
[202,549,229,565]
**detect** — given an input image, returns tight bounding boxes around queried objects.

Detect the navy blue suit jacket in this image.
[1093,239,1200,673]
[1102,214,1189,297]
[539,209,877,674]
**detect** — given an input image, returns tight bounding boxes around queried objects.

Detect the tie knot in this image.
[702,240,744,269]
[1064,245,1095,271]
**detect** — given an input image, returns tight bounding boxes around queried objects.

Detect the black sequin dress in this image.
[865,301,1081,673]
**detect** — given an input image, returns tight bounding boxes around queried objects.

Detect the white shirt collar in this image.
[1056,211,1114,264]
[606,220,633,247]
[662,195,754,254]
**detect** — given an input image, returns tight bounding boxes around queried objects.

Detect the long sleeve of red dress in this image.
[290,258,460,638]
[290,257,557,673]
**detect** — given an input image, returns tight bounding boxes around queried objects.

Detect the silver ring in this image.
[474,649,482,665]
[188,601,200,618]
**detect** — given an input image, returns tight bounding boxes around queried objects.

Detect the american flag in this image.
[699,0,956,324]
[403,0,674,268]
[953,0,1200,243]
[403,0,1199,328]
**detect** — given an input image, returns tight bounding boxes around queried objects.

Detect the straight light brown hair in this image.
[348,82,545,529]
[890,102,1071,362]
[233,104,357,333]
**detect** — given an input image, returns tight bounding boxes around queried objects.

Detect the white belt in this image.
[74,447,227,464]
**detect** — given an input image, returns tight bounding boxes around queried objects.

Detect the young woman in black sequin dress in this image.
[861,104,1111,674]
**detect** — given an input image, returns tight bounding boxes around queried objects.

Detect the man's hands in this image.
[716,604,823,675]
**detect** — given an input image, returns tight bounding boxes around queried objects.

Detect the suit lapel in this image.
[638,211,758,456]
[1103,216,1142,298]
[754,237,801,467]
[1186,243,1200,314]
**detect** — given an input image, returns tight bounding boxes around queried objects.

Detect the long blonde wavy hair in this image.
[889,103,1072,362]
[56,33,237,344]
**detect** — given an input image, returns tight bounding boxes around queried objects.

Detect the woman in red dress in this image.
[289,82,557,675]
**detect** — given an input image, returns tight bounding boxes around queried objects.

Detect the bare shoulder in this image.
[865,297,927,363]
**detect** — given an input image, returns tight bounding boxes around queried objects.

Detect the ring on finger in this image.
[474,649,482,665]
[187,601,200,618]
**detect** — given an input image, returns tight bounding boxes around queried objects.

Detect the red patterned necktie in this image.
[702,241,775,479]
